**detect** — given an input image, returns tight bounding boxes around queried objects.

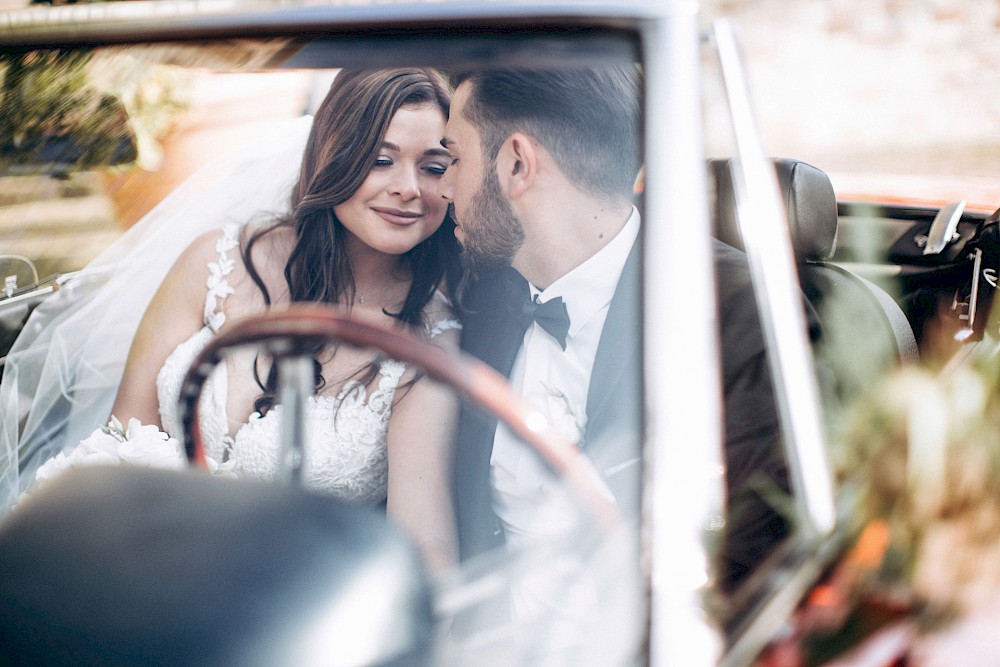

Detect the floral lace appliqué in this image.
[228,358,405,502]
[203,223,239,333]
[426,318,461,339]
[157,224,240,459]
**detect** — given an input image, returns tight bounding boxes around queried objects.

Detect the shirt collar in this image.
[531,206,640,337]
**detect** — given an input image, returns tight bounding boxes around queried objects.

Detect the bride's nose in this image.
[389,167,420,200]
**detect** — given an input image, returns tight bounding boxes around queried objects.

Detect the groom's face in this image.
[441,82,525,271]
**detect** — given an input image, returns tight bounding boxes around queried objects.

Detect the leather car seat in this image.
[0,466,435,666]
[710,158,918,405]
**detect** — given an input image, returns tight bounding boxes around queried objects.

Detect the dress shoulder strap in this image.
[426,318,462,339]
[203,223,241,333]
[424,289,462,339]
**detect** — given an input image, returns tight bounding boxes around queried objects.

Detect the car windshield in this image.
[0,24,657,664]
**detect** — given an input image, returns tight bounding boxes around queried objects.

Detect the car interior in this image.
[711,158,919,408]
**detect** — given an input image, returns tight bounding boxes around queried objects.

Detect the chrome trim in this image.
[0,0,670,46]
[953,246,983,340]
[720,535,844,667]
[923,199,966,255]
[832,261,903,278]
[967,246,983,328]
[713,19,836,537]
[276,354,315,484]
[643,4,725,665]
[0,255,39,293]
[0,1,649,71]
[712,19,839,665]
[0,283,58,318]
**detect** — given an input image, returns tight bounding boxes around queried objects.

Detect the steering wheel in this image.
[176,303,620,530]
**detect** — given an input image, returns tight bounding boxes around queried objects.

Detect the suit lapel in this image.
[582,239,642,516]
[585,239,641,442]
[462,268,530,376]
[454,269,532,558]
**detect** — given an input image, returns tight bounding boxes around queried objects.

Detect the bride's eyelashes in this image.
[372,155,448,178]
[424,161,449,177]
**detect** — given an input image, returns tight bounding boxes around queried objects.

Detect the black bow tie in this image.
[520,294,570,350]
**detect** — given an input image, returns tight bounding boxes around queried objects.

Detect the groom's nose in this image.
[439,163,455,202]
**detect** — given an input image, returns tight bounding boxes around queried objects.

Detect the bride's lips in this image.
[372,206,422,226]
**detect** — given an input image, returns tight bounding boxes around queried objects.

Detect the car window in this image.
[0,25,656,665]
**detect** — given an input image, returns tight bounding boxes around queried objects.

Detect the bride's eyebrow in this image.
[380,141,450,158]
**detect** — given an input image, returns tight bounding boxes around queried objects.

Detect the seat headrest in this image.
[710,158,838,261]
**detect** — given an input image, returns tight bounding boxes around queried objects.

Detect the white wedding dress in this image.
[155,223,460,503]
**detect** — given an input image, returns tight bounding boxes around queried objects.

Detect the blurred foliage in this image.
[86,49,191,171]
[0,47,190,174]
[0,50,137,172]
[830,333,1000,630]
[765,333,1000,664]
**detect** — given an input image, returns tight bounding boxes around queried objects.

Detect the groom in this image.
[441,66,788,592]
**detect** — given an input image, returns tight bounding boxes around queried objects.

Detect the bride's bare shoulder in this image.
[167,224,288,280]
[240,223,296,273]
[227,224,296,313]
[170,226,240,274]
[151,228,228,300]
[155,225,262,306]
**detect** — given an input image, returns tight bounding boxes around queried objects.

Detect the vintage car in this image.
[0,1,997,665]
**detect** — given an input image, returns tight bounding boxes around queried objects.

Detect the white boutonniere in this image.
[539,382,587,446]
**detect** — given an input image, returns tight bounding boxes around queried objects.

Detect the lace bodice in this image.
[156,224,460,503]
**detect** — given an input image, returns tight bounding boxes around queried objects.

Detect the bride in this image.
[0,68,462,573]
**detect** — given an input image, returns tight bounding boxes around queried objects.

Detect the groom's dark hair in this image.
[449,65,642,202]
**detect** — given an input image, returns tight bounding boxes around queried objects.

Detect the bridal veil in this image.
[0,115,312,513]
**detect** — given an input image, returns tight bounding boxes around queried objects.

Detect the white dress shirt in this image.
[489,207,640,658]
[490,207,640,544]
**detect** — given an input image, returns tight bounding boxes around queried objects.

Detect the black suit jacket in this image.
[452,237,788,591]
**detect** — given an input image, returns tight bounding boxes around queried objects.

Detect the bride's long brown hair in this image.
[242,68,459,412]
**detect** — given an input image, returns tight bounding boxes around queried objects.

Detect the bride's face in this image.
[334,103,451,258]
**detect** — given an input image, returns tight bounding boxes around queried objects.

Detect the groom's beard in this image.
[458,166,525,272]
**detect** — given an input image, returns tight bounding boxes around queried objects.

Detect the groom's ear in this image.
[497,132,537,200]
